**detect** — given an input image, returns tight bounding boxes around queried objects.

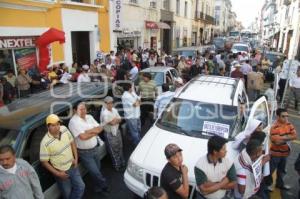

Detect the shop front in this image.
[0,36,39,76]
[117,29,141,50]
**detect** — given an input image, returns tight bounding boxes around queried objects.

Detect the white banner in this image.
[202,121,230,139]
[112,0,122,30]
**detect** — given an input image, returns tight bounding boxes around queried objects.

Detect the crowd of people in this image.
[0,45,300,199]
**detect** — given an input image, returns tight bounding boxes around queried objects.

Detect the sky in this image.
[231,0,265,28]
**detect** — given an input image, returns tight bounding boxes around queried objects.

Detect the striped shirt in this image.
[270,121,297,157]
[138,80,157,99]
[40,125,74,171]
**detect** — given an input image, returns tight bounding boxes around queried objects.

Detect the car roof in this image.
[141,67,173,73]
[0,82,111,130]
[232,43,249,47]
[264,51,284,56]
[175,75,241,106]
[172,45,215,52]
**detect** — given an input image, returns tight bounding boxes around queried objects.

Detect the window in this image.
[184,1,188,17]
[176,0,180,15]
[253,102,269,128]
[129,0,138,4]
[163,0,170,10]
[150,1,156,8]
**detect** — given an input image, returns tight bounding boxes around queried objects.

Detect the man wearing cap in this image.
[231,63,244,80]
[40,114,85,199]
[194,136,236,199]
[68,102,109,194]
[100,96,125,171]
[77,65,91,83]
[160,144,189,199]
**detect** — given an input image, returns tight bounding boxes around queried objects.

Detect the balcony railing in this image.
[195,11,215,24]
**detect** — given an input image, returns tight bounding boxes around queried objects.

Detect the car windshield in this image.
[156,98,238,139]
[135,72,164,86]
[0,128,19,146]
[233,45,248,52]
[230,32,240,37]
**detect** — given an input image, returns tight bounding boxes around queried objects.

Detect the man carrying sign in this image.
[234,139,270,199]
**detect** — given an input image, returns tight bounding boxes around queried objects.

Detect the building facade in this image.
[214,0,232,36]
[0,0,110,76]
[109,0,216,54]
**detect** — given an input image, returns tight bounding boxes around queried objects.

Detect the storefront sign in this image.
[0,37,36,49]
[145,21,158,29]
[112,0,122,30]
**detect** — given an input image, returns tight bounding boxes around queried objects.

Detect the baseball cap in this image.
[46,114,61,125]
[234,63,241,68]
[164,144,182,159]
[104,96,114,103]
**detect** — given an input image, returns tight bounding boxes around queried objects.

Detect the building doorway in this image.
[161,21,172,54]
[71,31,90,66]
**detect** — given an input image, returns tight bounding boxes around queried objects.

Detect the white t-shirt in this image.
[68,114,99,149]
[290,76,300,88]
[100,107,121,136]
[77,73,91,83]
[122,91,141,119]
[129,66,138,80]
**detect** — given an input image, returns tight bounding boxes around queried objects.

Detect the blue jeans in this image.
[55,166,85,199]
[265,156,287,187]
[125,118,141,146]
[78,146,108,192]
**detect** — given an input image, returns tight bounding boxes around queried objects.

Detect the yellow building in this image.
[0,0,110,75]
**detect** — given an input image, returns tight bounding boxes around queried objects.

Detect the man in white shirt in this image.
[154,84,174,118]
[129,62,139,80]
[121,83,141,146]
[68,102,109,194]
[77,65,91,83]
[289,68,300,113]
[100,96,125,171]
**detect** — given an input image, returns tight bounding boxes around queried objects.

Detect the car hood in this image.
[130,125,238,181]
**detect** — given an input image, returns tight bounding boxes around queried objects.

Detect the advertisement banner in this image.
[15,48,37,70]
[112,0,122,30]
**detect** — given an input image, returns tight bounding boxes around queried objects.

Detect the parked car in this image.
[172,45,216,57]
[213,37,226,52]
[124,75,270,198]
[231,42,251,54]
[262,51,285,82]
[0,82,111,199]
[134,67,179,95]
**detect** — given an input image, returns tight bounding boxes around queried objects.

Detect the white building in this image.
[214,0,232,36]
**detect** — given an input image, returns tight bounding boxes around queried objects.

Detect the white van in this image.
[124,75,270,198]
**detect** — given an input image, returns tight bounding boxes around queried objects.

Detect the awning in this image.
[157,22,171,29]
[145,21,171,29]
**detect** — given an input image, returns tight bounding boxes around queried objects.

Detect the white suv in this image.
[124,75,270,198]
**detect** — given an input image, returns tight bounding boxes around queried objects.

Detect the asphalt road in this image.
[82,110,300,199]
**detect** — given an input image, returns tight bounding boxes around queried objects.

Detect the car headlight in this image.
[127,159,144,183]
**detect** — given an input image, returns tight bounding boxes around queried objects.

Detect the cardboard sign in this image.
[252,156,263,188]
[202,121,230,138]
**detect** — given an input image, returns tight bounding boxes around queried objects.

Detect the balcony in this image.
[205,14,215,25]
[195,11,204,20]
